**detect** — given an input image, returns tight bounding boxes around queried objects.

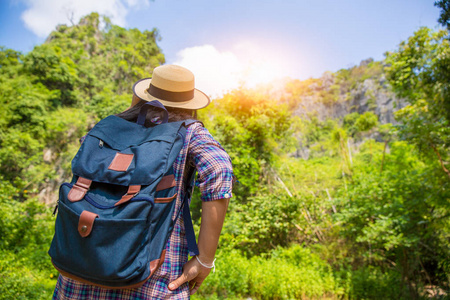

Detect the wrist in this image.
[195,255,216,273]
[196,254,215,266]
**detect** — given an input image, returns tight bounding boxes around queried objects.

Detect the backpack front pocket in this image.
[49,199,151,283]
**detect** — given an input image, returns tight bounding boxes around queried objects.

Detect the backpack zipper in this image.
[84,194,154,209]
[61,183,154,209]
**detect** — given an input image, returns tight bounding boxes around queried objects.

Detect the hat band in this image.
[148,84,194,102]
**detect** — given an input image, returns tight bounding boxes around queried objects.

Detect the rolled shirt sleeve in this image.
[188,126,234,201]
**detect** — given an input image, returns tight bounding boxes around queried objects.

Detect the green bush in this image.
[339,266,407,300]
[195,246,340,300]
[0,251,56,300]
[0,181,57,300]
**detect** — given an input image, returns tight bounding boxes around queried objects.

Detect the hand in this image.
[168,256,212,295]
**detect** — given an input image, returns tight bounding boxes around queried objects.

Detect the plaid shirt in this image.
[53,123,234,300]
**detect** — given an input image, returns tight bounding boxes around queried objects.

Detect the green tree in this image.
[435,0,450,30]
[385,27,450,179]
[0,13,166,298]
[0,12,165,193]
[201,89,294,198]
[335,140,450,297]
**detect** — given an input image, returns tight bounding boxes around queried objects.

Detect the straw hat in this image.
[132,64,210,110]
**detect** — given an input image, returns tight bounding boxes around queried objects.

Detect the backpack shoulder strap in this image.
[179,120,203,256]
[182,165,199,256]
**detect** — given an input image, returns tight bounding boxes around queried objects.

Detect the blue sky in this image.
[0,0,443,96]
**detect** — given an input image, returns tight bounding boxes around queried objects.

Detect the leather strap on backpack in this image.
[115,185,141,206]
[68,177,92,202]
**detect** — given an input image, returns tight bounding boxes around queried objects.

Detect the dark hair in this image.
[116,100,197,127]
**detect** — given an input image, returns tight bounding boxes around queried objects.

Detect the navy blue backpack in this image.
[49,101,199,288]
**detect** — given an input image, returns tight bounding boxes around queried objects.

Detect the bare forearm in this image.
[196,198,229,264]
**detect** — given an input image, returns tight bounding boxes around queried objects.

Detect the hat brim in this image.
[133,78,210,110]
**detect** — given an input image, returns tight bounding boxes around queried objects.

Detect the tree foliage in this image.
[0,13,165,299]
[1,11,449,300]
[200,89,295,197]
[0,12,164,193]
[385,27,450,179]
[435,0,450,30]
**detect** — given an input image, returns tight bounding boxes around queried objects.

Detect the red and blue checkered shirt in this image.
[53,123,234,300]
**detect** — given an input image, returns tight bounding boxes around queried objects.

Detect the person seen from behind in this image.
[52,64,234,299]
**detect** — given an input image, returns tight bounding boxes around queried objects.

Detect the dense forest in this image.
[0,10,449,300]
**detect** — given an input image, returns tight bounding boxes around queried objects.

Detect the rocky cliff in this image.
[286,58,405,125]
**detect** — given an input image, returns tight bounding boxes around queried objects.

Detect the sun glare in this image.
[232,41,292,87]
[173,41,295,98]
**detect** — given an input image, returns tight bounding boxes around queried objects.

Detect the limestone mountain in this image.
[285,58,404,125]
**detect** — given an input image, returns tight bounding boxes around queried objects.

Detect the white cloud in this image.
[173,45,244,98]
[20,0,150,37]
[173,43,294,98]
